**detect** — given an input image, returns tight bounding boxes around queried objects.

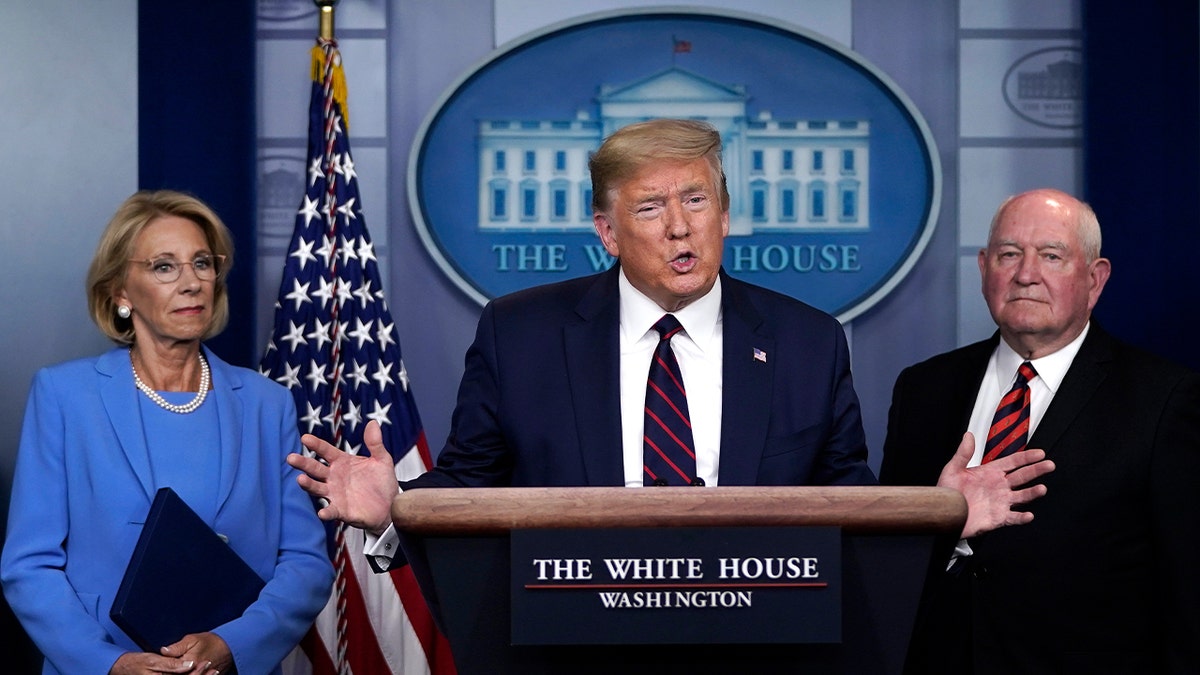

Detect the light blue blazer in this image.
[1,347,334,675]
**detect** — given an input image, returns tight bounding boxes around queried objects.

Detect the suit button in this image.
[971,565,988,579]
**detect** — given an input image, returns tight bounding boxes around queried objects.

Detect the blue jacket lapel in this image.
[564,268,624,486]
[717,274,775,486]
[98,347,156,500]
[205,346,246,515]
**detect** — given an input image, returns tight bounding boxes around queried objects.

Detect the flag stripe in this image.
[335,535,394,672]
[298,626,336,675]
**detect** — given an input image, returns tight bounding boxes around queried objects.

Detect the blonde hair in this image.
[589,118,730,213]
[86,190,234,344]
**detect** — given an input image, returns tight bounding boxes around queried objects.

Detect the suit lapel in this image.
[564,268,624,485]
[716,275,774,486]
[954,337,999,436]
[206,347,246,514]
[99,347,156,500]
[1029,326,1112,451]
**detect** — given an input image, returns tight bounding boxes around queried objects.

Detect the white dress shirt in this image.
[965,322,1090,467]
[617,269,724,487]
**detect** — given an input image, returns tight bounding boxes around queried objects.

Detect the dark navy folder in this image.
[110,487,266,652]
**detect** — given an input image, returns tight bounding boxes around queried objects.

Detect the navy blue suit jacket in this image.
[404,267,876,489]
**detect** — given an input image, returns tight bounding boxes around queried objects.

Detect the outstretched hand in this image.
[937,432,1055,539]
[286,420,399,535]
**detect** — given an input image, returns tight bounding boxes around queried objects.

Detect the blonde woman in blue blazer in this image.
[1,191,333,675]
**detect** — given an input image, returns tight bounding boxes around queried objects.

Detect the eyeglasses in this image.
[129,254,226,283]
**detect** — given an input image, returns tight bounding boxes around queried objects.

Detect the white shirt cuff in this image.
[947,538,974,572]
[363,523,401,571]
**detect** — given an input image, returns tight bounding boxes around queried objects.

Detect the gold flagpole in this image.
[315,0,338,40]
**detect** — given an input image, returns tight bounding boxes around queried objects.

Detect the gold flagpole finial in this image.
[315,0,338,40]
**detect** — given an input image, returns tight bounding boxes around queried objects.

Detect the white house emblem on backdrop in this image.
[477,67,870,238]
[410,10,940,322]
[1002,46,1084,129]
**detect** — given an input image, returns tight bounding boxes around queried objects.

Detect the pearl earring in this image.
[117,305,132,319]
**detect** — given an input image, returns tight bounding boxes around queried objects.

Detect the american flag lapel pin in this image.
[753,348,767,363]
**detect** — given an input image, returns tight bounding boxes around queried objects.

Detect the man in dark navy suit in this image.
[288,120,1049,562]
[880,189,1200,674]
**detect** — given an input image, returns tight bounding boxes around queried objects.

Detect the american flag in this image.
[259,38,455,675]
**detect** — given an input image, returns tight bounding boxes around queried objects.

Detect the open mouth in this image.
[670,253,695,271]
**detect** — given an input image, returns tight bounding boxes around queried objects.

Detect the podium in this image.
[393,486,964,674]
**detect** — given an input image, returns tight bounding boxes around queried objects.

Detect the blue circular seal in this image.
[409,9,940,321]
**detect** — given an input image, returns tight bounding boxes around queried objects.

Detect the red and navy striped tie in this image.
[643,314,700,486]
[983,361,1038,463]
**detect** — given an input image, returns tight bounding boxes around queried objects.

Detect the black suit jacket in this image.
[404,266,876,489]
[880,323,1200,674]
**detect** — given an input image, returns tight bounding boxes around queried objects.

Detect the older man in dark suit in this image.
[880,188,1200,674]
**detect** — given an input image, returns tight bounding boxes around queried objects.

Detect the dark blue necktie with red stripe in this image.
[983,361,1037,463]
[643,314,700,486]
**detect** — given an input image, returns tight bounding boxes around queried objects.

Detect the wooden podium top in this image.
[391,486,966,536]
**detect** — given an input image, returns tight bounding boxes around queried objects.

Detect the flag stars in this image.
[312,276,336,308]
[376,320,396,351]
[356,237,376,265]
[346,359,370,390]
[337,197,358,223]
[284,279,313,311]
[340,154,357,183]
[367,399,393,428]
[306,318,333,352]
[315,235,336,267]
[352,279,375,308]
[342,399,363,433]
[298,195,321,228]
[305,360,328,393]
[327,152,343,179]
[290,237,317,270]
[300,401,324,433]
[372,360,395,389]
[348,318,375,349]
[320,404,338,430]
[335,278,355,308]
[274,362,302,391]
[280,321,307,352]
[339,235,359,265]
[398,360,410,392]
[307,157,323,187]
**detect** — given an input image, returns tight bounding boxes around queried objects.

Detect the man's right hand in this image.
[287,420,400,535]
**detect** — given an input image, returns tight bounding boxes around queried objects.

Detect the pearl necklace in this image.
[130,350,211,414]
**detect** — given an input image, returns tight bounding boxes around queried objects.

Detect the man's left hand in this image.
[937,432,1056,539]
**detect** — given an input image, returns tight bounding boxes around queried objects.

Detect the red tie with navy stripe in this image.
[983,361,1037,463]
[643,314,700,486]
